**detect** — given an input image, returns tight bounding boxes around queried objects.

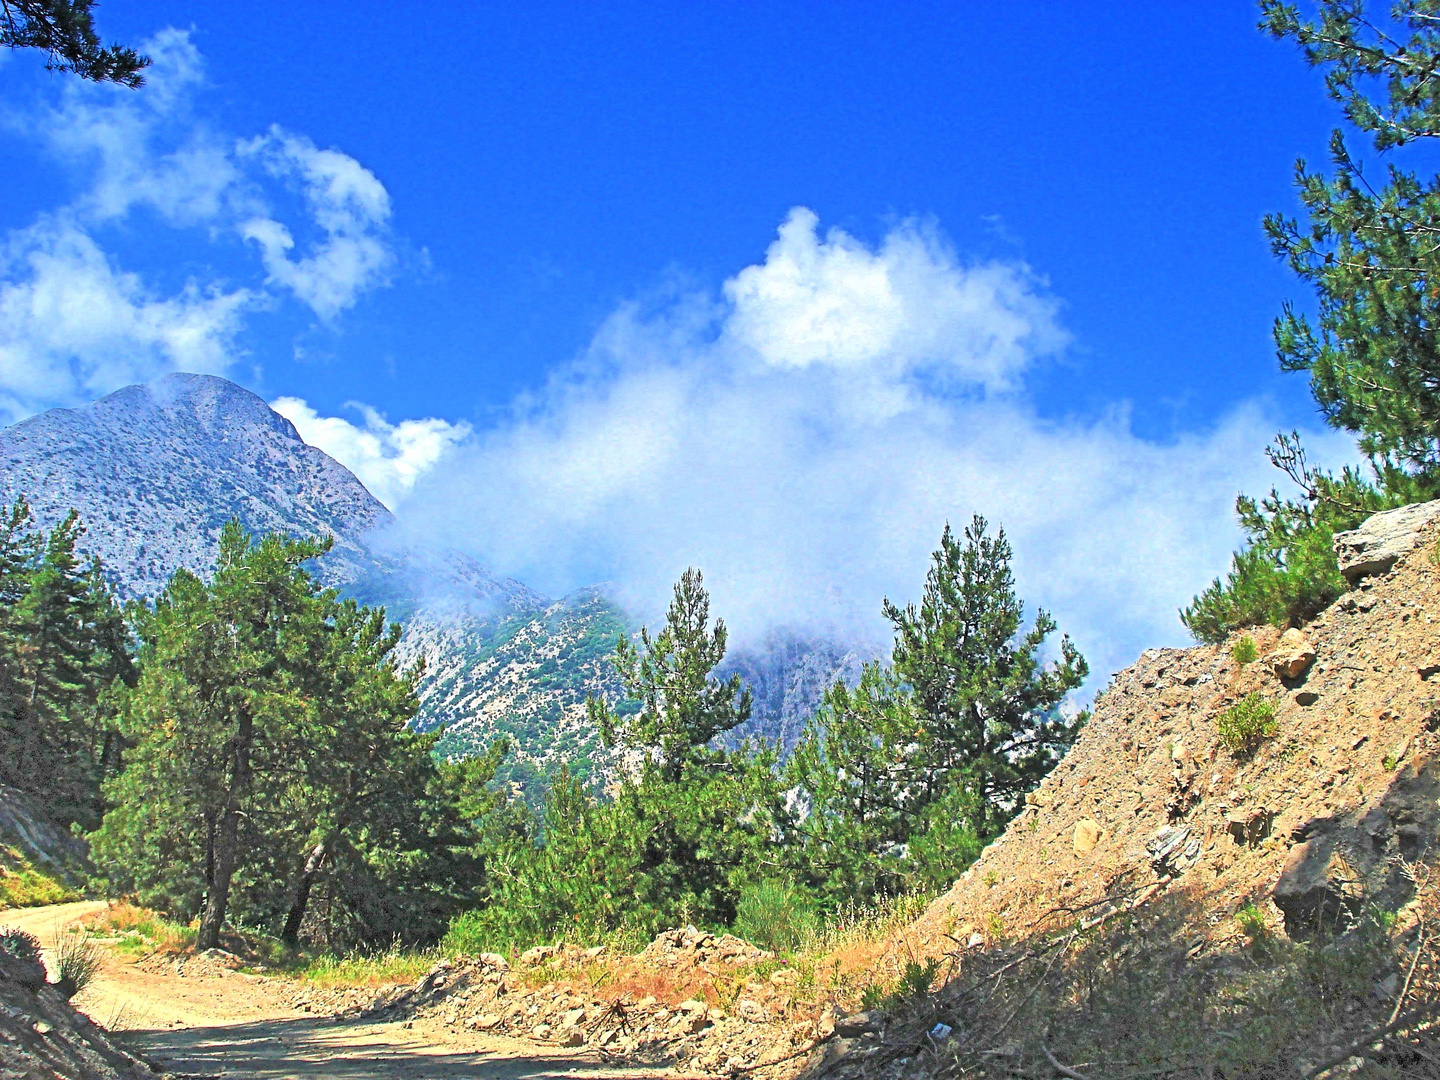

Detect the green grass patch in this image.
[1231,634,1258,665]
[0,844,78,909]
[293,945,437,988]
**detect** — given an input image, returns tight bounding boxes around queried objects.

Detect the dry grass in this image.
[80,900,194,954]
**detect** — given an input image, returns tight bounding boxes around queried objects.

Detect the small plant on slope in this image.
[1231,635,1258,666]
[1218,693,1278,755]
[53,930,103,999]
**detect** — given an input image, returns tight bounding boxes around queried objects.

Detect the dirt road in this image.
[2,902,675,1080]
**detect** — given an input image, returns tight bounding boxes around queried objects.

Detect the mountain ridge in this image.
[0,374,862,782]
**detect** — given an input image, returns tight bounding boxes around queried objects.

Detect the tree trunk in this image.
[281,835,329,947]
[196,709,251,952]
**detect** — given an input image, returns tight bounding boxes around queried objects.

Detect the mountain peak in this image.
[0,374,390,598]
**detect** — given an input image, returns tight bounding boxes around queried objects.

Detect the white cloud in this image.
[27,29,246,226]
[724,207,1066,395]
[0,217,252,423]
[399,208,1357,681]
[272,396,470,510]
[0,29,396,421]
[239,127,394,321]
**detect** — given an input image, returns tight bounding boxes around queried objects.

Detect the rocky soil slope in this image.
[800,500,1440,1078]
[0,935,151,1080]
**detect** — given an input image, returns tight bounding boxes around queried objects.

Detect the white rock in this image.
[1333,499,1440,581]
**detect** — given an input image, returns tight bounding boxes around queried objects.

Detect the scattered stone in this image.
[520,945,556,966]
[1226,807,1273,848]
[1147,825,1201,877]
[1296,691,1320,706]
[835,1011,882,1038]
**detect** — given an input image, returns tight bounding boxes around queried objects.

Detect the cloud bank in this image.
[0,30,395,423]
[272,396,470,511]
[371,207,1353,680]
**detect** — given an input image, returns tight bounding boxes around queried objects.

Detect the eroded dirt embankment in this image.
[802,505,1440,1078]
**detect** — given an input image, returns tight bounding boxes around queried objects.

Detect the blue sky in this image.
[0,2,1364,675]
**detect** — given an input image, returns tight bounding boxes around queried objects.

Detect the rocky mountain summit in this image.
[0,374,390,599]
[0,375,855,779]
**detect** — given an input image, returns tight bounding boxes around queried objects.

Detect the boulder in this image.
[1333,499,1440,581]
[1072,818,1104,855]
[1269,628,1317,680]
[1271,829,1365,938]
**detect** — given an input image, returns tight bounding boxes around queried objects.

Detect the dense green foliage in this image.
[449,524,1085,950]
[456,570,784,944]
[89,523,490,950]
[1,496,1082,956]
[1188,2,1440,640]
[786,517,1087,903]
[0,498,131,830]
[0,0,148,85]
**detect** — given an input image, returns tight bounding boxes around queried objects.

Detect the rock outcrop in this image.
[1333,498,1440,581]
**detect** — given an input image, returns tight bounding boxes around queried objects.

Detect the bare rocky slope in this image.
[0,938,151,1080]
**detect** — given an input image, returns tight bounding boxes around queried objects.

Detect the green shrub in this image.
[1231,635,1258,666]
[53,931,103,999]
[733,879,819,954]
[1236,902,1269,943]
[1217,693,1278,755]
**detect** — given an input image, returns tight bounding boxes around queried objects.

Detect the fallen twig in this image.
[988,928,1078,1039]
[1388,924,1427,1028]
[1301,1017,1407,1080]
[1042,1043,1090,1080]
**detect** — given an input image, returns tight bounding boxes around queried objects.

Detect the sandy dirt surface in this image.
[1,902,679,1079]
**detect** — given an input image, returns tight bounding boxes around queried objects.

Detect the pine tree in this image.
[0,506,129,826]
[792,518,1086,899]
[0,0,148,85]
[1189,3,1440,640]
[589,568,752,781]
[94,523,486,951]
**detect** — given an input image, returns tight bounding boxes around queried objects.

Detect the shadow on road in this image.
[128,1014,655,1079]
